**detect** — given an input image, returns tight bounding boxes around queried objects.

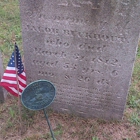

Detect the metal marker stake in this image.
[21,80,56,138]
[43,108,55,140]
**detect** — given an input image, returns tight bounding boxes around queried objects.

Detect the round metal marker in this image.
[21,80,56,140]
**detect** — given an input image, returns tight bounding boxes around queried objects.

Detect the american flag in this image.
[0,44,27,97]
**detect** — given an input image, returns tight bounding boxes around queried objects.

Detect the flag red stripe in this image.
[4,69,16,74]
[2,76,17,81]
[19,73,26,87]
[19,74,26,82]
[19,88,23,93]
[19,72,26,79]
[0,82,17,88]
[18,80,26,88]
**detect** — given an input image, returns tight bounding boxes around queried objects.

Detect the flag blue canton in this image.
[8,45,24,75]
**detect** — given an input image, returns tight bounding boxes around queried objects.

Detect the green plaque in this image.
[21,80,56,110]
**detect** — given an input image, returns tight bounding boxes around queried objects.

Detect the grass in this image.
[92,137,100,140]
[130,112,140,126]
[0,0,140,140]
[127,39,140,118]
[0,0,22,67]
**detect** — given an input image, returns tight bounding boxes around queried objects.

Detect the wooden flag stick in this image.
[14,43,23,135]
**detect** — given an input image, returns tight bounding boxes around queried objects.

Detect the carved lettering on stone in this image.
[20,0,140,120]
[58,0,100,9]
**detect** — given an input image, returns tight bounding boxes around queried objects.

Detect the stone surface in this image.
[0,52,4,103]
[19,0,140,120]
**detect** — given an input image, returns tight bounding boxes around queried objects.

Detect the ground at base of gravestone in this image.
[0,95,139,140]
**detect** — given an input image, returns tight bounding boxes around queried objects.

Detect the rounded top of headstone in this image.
[21,80,56,110]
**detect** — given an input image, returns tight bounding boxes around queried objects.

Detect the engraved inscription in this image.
[33,48,67,58]
[63,63,77,70]
[20,0,140,120]
[38,71,54,77]
[58,0,100,9]
[63,29,127,43]
[54,15,89,25]
[78,43,107,52]
[45,37,70,48]
[32,60,58,67]
[24,24,59,35]
[24,24,127,43]
[33,47,120,67]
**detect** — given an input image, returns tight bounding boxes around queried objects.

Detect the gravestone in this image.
[19,0,140,120]
[0,52,5,103]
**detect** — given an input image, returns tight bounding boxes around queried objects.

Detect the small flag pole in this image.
[14,43,22,135]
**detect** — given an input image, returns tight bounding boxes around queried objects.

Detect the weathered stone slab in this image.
[0,52,4,103]
[19,0,140,120]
